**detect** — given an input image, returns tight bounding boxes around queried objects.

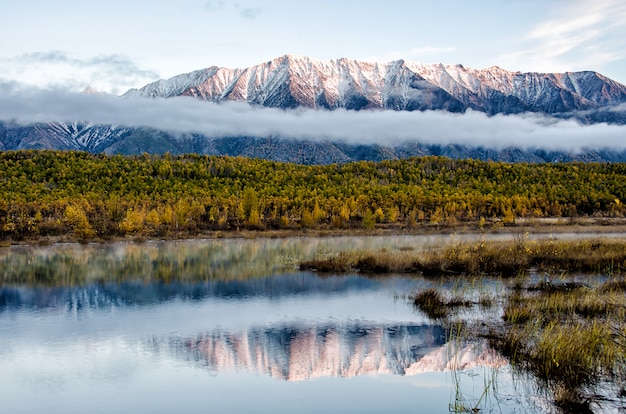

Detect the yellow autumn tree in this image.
[64,204,95,239]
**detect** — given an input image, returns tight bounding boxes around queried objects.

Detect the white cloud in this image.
[498,0,626,74]
[204,1,225,12]
[0,52,160,94]
[1,87,625,152]
[239,7,263,19]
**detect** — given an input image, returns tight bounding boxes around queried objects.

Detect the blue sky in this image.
[1,0,625,94]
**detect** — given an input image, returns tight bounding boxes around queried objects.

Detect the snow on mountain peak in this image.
[120,55,626,115]
[81,86,101,94]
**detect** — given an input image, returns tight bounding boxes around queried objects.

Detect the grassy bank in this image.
[3,218,626,247]
[409,277,626,412]
[301,236,626,411]
[300,236,626,276]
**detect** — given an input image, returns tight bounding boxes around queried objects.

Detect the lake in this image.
[0,235,589,413]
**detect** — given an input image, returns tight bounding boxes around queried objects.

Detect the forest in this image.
[1,150,625,241]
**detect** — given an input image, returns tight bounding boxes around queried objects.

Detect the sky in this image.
[1,0,626,94]
[1,0,626,152]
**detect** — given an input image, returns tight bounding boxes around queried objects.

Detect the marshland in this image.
[1,233,625,413]
[302,234,626,412]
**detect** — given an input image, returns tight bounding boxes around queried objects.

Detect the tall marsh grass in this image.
[343,235,626,411]
[300,237,626,277]
[491,277,626,411]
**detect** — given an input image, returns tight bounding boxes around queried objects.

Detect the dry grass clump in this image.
[412,288,448,319]
[415,239,530,275]
[504,283,625,325]
[299,252,355,272]
[553,387,595,414]
[530,238,626,274]
[411,288,473,319]
[418,237,626,276]
[600,277,626,293]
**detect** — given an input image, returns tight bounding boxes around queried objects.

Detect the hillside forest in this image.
[1,150,625,241]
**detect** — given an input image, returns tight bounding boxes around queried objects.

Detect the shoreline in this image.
[2,217,626,247]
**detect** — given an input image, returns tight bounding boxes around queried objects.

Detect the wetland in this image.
[1,233,625,413]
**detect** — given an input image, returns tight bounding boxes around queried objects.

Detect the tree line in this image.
[0,150,625,240]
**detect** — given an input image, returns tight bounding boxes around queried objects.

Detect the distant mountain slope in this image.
[3,121,626,164]
[123,55,626,115]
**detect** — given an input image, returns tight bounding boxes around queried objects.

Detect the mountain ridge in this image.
[123,54,626,115]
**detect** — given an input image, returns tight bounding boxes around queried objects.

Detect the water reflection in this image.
[0,236,544,413]
[2,233,617,288]
[0,273,402,311]
[167,323,506,381]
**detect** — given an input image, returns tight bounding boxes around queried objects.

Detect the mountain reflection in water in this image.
[0,269,506,382]
[1,272,393,310]
[0,238,534,414]
[169,323,506,381]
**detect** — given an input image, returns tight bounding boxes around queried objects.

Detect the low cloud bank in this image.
[0,86,625,151]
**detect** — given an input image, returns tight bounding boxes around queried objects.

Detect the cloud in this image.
[239,7,263,19]
[203,2,263,19]
[498,0,626,73]
[204,1,225,12]
[0,87,625,152]
[0,52,160,94]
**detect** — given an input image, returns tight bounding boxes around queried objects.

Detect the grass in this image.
[300,236,626,277]
[304,235,626,410]
[300,250,414,273]
[412,288,476,321]
[486,277,626,411]
[412,288,454,319]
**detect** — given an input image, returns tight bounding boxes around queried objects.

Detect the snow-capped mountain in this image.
[123,54,626,115]
[3,55,626,162]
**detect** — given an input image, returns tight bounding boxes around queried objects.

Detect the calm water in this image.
[0,235,577,413]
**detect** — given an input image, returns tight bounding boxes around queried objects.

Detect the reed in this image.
[412,288,448,319]
[412,288,473,319]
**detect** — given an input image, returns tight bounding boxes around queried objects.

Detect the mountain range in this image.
[123,54,626,113]
[2,54,626,163]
